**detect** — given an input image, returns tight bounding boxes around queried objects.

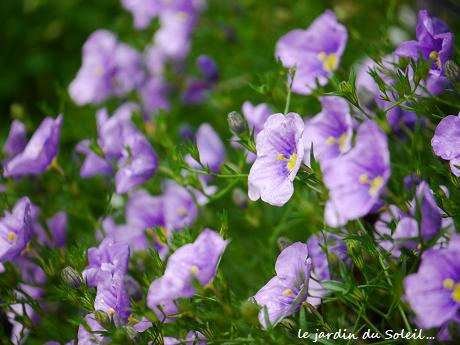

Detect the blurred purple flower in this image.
[253,242,311,329]
[395,10,453,77]
[163,180,198,232]
[182,55,219,104]
[275,10,347,95]
[121,0,161,29]
[147,229,228,321]
[404,235,460,329]
[248,113,305,207]
[323,121,390,227]
[69,30,145,105]
[0,197,32,262]
[303,96,353,166]
[3,115,63,178]
[36,211,68,248]
[139,77,171,115]
[82,238,130,287]
[164,331,207,345]
[3,120,27,158]
[77,313,109,345]
[431,112,460,176]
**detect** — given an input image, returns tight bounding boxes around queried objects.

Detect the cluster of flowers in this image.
[1,3,460,344]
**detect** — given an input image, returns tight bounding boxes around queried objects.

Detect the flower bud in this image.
[232,188,248,208]
[125,325,139,342]
[61,266,83,289]
[94,310,111,329]
[445,60,460,85]
[227,111,245,134]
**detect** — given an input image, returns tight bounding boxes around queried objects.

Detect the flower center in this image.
[177,207,187,216]
[429,50,442,69]
[443,278,460,302]
[8,232,15,242]
[317,52,338,72]
[109,307,116,317]
[326,133,348,152]
[191,265,199,274]
[277,153,297,172]
[282,288,297,298]
[359,174,384,197]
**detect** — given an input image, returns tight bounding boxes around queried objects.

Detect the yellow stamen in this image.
[369,176,384,197]
[286,153,297,172]
[109,307,115,316]
[359,174,369,184]
[453,284,460,302]
[283,288,295,296]
[429,51,438,60]
[191,265,199,274]
[8,232,15,241]
[444,278,455,289]
[176,11,188,21]
[317,52,338,72]
[277,153,284,160]
[177,207,187,216]
[337,133,348,152]
[326,136,336,145]
[21,242,31,256]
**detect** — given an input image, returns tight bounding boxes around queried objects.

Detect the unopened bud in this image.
[125,325,139,342]
[277,237,292,251]
[232,188,248,208]
[338,81,352,94]
[445,60,460,85]
[227,111,245,133]
[94,310,111,329]
[61,266,83,289]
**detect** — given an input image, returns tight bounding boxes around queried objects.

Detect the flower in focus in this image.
[3,115,63,178]
[82,238,130,287]
[275,10,347,95]
[404,235,460,330]
[147,229,228,321]
[303,96,353,166]
[94,272,131,323]
[0,197,32,262]
[323,121,390,227]
[253,242,311,329]
[431,112,460,176]
[69,30,145,105]
[248,113,305,207]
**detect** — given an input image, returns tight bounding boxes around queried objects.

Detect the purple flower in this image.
[121,0,161,29]
[182,55,219,104]
[253,242,311,329]
[375,181,441,256]
[404,235,460,329]
[275,10,347,95]
[323,121,390,227]
[303,96,353,166]
[197,55,218,82]
[395,10,453,77]
[69,30,145,105]
[0,197,32,262]
[94,272,131,323]
[77,313,109,345]
[185,123,226,177]
[78,104,158,193]
[147,229,228,321]
[431,112,460,176]
[248,113,305,207]
[3,115,63,178]
[82,238,130,287]
[3,120,27,158]
[139,77,171,115]
[163,180,198,232]
[232,101,272,163]
[36,211,68,248]
[164,331,207,345]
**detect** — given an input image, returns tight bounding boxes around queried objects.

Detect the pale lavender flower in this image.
[303,96,353,166]
[3,120,27,158]
[77,313,109,345]
[0,197,32,262]
[248,113,305,207]
[404,235,460,329]
[163,180,198,232]
[94,272,131,323]
[139,77,171,115]
[275,10,347,95]
[147,229,228,321]
[164,331,207,345]
[323,121,390,227]
[121,0,161,29]
[36,211,68,248]
[69,30,144,105]
[431,112,460,176]
[82,238,130,287]
[253,242,311,329]
[3,115,63,178]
